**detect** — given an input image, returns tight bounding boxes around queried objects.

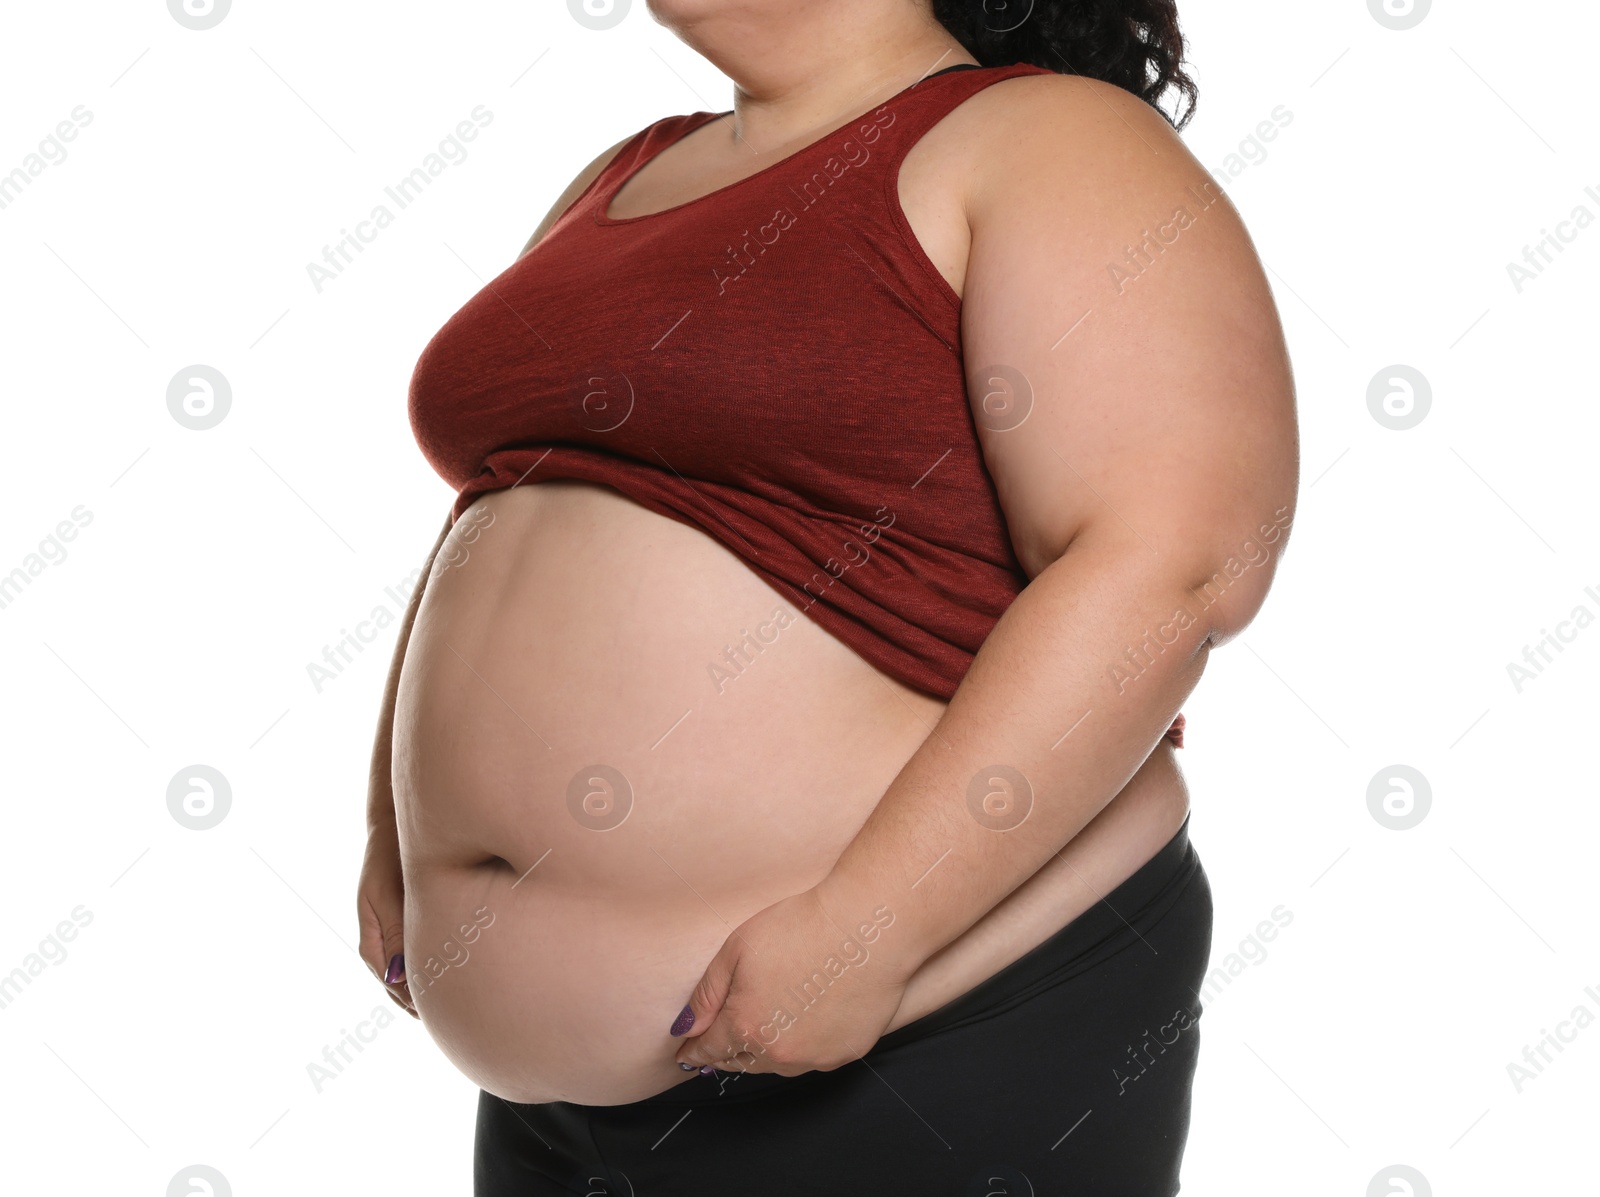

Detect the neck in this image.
[651,0,977,156]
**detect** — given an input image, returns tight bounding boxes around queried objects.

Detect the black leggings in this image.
[475,813,1213,1196]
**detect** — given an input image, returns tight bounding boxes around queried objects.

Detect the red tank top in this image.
[408,61,1185,747]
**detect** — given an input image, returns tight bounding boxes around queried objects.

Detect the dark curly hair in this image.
[929,0,1198,129]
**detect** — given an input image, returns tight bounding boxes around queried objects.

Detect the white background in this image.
[1,0,1595,1193]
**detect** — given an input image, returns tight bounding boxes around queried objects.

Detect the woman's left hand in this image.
[671,886,911,1076]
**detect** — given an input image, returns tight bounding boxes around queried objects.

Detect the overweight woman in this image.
[357,1,1297,1192]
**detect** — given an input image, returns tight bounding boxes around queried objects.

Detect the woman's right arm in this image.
[358,509,453,1016]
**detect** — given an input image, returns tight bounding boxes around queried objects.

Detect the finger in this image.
[356,890,393,981]
[357,891,415,1016]
[674,1011,762,1072]
[378,946,417,1017]
[381,980,419,1019]
[670,941,737,1042]
[673,1016,725,1070]
[714,1044,768,1075]
[382,959,418,1018]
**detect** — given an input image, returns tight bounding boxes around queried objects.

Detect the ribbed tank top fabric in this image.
[407,61,1186,745]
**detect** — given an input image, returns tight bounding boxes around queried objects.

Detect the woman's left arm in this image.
[674,76,1298,1075]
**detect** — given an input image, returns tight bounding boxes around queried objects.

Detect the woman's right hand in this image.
[357,819,418,1018]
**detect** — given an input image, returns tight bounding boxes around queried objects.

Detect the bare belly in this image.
[390,480,1190,1106]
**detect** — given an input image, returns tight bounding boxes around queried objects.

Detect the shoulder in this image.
[960,69,1189,164]
[957,70,1220,230]
[515,125,646,260]
[956,70,1270,317]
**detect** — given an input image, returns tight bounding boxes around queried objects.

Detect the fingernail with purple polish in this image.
[679,1062,696,1072]
[384,953,405,984]
[669,1004,694,1036]
[699,1065,716,1076]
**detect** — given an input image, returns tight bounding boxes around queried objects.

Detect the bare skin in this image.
[357,0,1295,1106]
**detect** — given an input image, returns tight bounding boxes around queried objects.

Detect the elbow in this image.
[1184,515,1294,646]
[1190,571,1271,648]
